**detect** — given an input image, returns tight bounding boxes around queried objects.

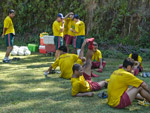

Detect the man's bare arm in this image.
[2,28,7,37]
[73,92,94,97]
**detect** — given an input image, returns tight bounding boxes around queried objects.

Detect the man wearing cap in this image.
[2,9,15,63]
[52,13,64,58]
[70,14,85,55]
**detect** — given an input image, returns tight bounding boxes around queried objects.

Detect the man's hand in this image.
[1,33,4,38]
[62,20,65,24]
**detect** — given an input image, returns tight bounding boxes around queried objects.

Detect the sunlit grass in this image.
[0,50,150,113]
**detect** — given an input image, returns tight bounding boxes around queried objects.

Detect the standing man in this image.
[53,13,64,59]
[71,14,85,55]
[2,9,15,63]
[64,12,75,53]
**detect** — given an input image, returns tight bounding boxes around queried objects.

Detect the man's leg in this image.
[127,87,150,102]
[4,34,13,61]
[5,46,13,58]
[81,38,94,75]
[97,81,107,88]
[65,35,70,53]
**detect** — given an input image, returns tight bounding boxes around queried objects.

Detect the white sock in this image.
[4,57,8,60]
[77,49,81,56]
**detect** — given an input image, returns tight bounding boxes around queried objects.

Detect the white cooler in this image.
[43,35,54,44]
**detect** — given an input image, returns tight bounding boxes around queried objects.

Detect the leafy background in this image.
[0,0,150,58]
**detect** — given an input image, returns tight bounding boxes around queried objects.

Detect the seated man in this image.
[45,46,81,79]
[92,42,106,72]
[129,52,143,75]
[71,39,107,97]
[108,58,150,109]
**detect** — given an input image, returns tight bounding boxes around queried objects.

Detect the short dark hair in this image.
[93,42,98,46]
[131,52,138,61]
[123,58,134,68]
[9,9,15,14]
[58,46,67,53]
[72,64,81,73]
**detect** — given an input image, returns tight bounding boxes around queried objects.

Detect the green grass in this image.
[0,49,150,113]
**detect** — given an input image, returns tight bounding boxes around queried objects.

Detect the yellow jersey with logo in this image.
[4,16,15,35]
[52,53,79,79]
[71,75,91,96]
[107,69,143,107]
[53,20,63,37]
[75,20,85,36]
[92,50,102,62]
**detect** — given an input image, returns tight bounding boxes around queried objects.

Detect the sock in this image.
[77,49,81,56]
[87,38,94,50]
[4,57,8,60]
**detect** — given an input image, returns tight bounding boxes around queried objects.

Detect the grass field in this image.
[0,49,150,113]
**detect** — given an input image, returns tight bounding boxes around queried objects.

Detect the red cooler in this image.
[39,45,46,54]
[45,44,56,53]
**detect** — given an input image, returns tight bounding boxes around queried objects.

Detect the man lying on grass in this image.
[45,46,81,79]
[107,58,150,109]
[71,39,107,97]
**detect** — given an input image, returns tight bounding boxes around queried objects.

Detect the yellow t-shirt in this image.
[4,16,15,35]
[129,53,143,67]
[75,20,85,36]
[52,20,63,37]
[107,69,143,107]
[63,19,69,35]
[92,50,102,62]
[67,18,75,36]
[76,58,83,66]
[71,75,91,96]
[52,53,79,79]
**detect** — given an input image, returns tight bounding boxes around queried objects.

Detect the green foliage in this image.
[0,0,150,48]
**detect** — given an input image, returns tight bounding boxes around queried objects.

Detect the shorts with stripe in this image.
[54,36,63,50]
[73,36,85,49]
[5,33,14,47]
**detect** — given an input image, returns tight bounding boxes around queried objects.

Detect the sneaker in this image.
[146,72,150,77]
[142,72,147,78]
[44,72,48,78]
[56,71,61,74]
[3,59,11,63]
[98,92,107,99]
[49,70,56,74]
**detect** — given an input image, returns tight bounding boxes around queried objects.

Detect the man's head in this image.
[57,13,64,22]
[58,46,67,54]
[93,42,98,52]
[9,9,15,18]
[72,64,83,77]
[131,52,138,61]
[123,58,134,72]
[73,14,79,22]
[69,12,74,19]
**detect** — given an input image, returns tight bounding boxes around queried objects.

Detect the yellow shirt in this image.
[67,18,75,36]
[75,20,85,36]
[52,20,63,37]
[52,53,79,79]
[63,19,69,35]
[71,75,91,96]
[76,58,83,66]
[4,16,15,35]
[129,53,143,67]
[107,69,143,107]
[92,50,102,62]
